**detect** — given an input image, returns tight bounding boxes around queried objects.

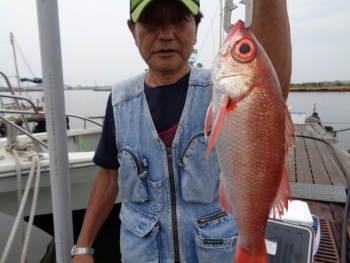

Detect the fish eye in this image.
[232,39,256,62]
[239,43,251,54]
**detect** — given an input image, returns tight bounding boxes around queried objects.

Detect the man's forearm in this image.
[76,168,119,247]
[251,0,292,101]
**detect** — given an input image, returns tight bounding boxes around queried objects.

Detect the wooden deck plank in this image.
[295,124,308,133]
[301,131,333,185]
[294,125,301,133]
[311,134,347,187]
[286,146,296,182]
[294,130,314,183]
[307,118,323,131]
[304,123,318,134]
[332,146,350,179]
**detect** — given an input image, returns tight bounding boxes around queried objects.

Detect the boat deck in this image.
[285,115,350,263]
[287,118,347,184]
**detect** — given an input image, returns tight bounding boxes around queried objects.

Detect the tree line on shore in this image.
[290,80,350,88]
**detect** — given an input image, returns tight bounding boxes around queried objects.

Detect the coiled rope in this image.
[0,142,42,263]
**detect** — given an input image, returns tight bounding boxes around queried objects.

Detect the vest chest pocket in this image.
[179,134,220,204]
[118,146,149,203]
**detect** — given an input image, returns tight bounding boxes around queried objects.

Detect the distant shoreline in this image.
[289,86,350,92]
[1,86,350,92]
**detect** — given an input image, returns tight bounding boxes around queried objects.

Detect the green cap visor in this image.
[131,0,200,22]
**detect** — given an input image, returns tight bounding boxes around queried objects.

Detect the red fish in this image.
[205,20,294,263]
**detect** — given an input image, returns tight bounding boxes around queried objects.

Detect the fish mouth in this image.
[220,73,243,79]
[214,73,243,85]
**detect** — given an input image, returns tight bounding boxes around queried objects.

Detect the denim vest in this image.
[112,66,238,263]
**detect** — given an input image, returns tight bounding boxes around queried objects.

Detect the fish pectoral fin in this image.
[204,102,212,137]
[206,95,230,158]
[219,179,233,214]
[271,164,291,219]
[226,98,237,112]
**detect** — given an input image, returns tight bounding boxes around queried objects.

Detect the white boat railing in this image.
[0,94,104,127]
[0,93,103,150]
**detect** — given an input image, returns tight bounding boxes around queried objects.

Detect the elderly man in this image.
[72,0,291,262]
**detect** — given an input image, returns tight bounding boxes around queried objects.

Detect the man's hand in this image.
[72,168,119,263]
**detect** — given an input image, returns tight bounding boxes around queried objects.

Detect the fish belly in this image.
[216,88,286,262]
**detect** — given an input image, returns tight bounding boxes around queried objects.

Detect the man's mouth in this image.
[155,49,177,56]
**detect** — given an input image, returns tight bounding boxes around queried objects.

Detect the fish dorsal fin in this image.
[284,103,295,153]
[271,102,294,218]
[271,165,291,218]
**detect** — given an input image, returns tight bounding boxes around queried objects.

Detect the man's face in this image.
[128,0,198,74]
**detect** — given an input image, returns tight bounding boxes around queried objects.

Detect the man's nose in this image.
[157,21,176,41]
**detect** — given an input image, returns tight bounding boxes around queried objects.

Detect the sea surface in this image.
[287,91,350,151]
[0,90,349,262]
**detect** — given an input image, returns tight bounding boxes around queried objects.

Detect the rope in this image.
[335,127,350,133]
[8,141,28,247]
[20,153,41,263]
[11,148,26,248]
[5,140,23,152]
[0,145,42,263]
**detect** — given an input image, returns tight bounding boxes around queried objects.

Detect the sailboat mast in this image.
[9,32,22,95]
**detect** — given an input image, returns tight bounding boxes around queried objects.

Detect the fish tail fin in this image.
[204,102,212,137]
[271,164,291,219]
[234,241,268,263]
[206,95,232,158]
[219,179,233,214]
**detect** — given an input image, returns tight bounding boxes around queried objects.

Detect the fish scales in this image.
[205,20,294,263]
[217,86,286,249]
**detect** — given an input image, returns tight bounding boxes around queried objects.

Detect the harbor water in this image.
[287,91,350,152]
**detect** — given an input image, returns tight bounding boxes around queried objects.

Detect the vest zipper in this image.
[166,147,180,262]
[178,131,211,165]
[196,211,228,225]
[119,148,141,174]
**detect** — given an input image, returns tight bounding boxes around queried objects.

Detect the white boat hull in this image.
[0,127,122,217]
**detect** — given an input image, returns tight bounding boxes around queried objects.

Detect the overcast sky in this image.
[0,0,349,87]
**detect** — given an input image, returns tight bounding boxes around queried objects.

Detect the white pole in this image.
[220,0,223,47]
[35,1,73,262]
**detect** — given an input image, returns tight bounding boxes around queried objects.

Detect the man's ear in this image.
[127,19,138,46]
[193,28,198,45]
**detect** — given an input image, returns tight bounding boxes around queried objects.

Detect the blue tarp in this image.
[20,77,43,84]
